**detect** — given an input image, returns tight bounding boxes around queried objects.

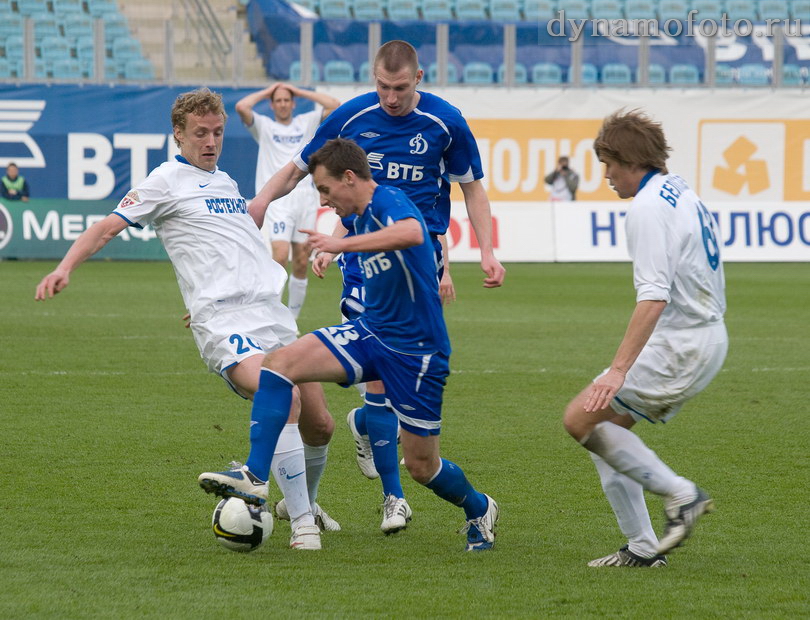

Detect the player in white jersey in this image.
[236,83,340,320]
[562,110,727,568]
[35,88,338,550]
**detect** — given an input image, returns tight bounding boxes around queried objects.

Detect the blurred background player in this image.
[35,88,337,551]
[248,40,505,533]
[235,83,340,320]
[201,138,499,551]
[563,109,727,567]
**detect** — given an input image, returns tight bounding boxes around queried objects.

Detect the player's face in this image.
[271,88,294,123]
[374,65,423,116]
[312,164,357,218]
[601,158,645,199]
[175,112,224,172]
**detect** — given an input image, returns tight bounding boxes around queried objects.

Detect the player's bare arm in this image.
[35,214,129,301]
[311,219,349,278]
[248,160,309,227]
[303,218,422,255]
[234,84,278,126]
[584,299,667,413]
[285,85,341,119]
[459,179,506,288]
[438,234,456,304]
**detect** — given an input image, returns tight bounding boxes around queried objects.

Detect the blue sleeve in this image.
[445,114,484,183]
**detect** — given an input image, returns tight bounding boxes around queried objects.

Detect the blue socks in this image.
[245,369,293,481]
[364,395,403,499]
[425,458,488,519]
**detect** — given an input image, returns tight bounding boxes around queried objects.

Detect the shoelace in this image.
[228,460,244,470]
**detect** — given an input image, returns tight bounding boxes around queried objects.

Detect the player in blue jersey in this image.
[202,138,499,551]
[249,40,505,532]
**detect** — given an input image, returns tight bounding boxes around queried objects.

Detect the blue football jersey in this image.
[353,185,450,356]
[296,91,483,236]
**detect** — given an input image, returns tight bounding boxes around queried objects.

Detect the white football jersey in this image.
[248,109,322,195]
[113,157,288,323]
[626,172,726,330]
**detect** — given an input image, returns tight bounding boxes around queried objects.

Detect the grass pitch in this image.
[2,260,808,618]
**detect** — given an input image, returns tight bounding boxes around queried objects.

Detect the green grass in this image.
[2,261,808,618]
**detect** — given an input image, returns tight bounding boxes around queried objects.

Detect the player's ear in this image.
[415,68,424,85]
[173,126,183,146]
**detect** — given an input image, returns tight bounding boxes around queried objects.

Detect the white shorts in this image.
[190,299,298,394]
[602,321,728,424]
[262,183,318,245]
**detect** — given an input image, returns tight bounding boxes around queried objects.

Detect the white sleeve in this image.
[112,170,172,228]
[301,109,323,141]
[247,112,270,143]
[627,199,676,304]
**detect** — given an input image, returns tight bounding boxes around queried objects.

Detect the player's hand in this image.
[312,252,335,279]
[481,255,505,288]
[35,270,69,301]
[439,270,456,305]
[584,368,626,412]
[182,312,191,328]
[301,229,344,255]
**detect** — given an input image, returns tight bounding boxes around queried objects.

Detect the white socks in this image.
[270,423,315,529]
[303,443,329,506]
[287,276,308,319]
[591,453,659,557]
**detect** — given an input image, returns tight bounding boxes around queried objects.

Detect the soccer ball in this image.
[211,497,273,552]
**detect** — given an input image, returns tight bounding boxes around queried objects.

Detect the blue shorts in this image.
[313,320,449,436]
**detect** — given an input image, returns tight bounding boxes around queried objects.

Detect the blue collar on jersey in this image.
[637,168,660,192]
[175,154,216,173]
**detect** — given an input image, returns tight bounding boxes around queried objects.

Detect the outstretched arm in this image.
[303,218,422,255]
[35,214,129,300]
[284,84,341,120]
[248,160,309,227]
[459,179,505,288]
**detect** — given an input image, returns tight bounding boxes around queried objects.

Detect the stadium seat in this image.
[63,14,94,41]
[790,0,810,20]
[463,61,494,83]
[601,62,632,84]
[52,0,83,14]
[781,63,803,85]
[103,14,131,43]
[0,58,11,79]
[725,0,759,20]
[15,0,48,16]
[427,61,459,82]
[85,0,119,17]
[590,0,623,18]
[39,36,72,67]
[0,13,23,40]
[323,59,355,82]
[715,63,735,85]
[532,61,563,83]
[556,0,591,19]
[291,0,319,11]
[75,36,96,62]
[657,0,689,20]
[497,62,528,83]
[112,37,142,63]
[669,63,701,84]
[51,58,83,79]
[739,63,770,85]
[319,0,352,17]
[574,62,598,83]
[352,0,385,19]
[690,0,725,20]
[624,0,657,18]
[289,60,321,82]
[523,0,556,19]
[386,0,420,19]
[489,0,521,20]
[124,58,155,80]
[456,0,489,19]
[3,35,24,61]
[643,63,667,84]
[757,0,788,18]
[31,13,60,41]
[422,0,454,19]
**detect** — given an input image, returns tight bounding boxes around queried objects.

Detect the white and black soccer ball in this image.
[211,497,273,552]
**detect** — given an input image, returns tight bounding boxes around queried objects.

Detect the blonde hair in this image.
[594,109,670,174]
[171,88,227,146]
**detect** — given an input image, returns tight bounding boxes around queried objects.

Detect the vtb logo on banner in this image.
[0,100,47,168]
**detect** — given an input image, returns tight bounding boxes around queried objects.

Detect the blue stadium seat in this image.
[422,0,454,19]
[113,37,142,73]
[39,36,72,66]
[124,58,155,80]
[31,13,60,41]
[456,0,489,19]
[644,63,667,84]
[498,62,528,83]
[323,59,355,82]
[0,13,22,39]
[591,0,623,18]
[601,62,632,84]
[532,61,563,83]
[790,0,810,19]
[624,0,657,18]
[715,63,735,85]
[386,0,419,19]
[427,61,459,82]
[34,58,48,79]
[758,0,788,17]
[725,0,759,20]
[289,60,321,82]
[103,14,131,43]
[51,58,83,79]
[523,0,556,19]
[739,63,770,85]
[3,35,24,61]
[0,57,11,79]
[75,36,96,62]
[690,0,725,20]
[576,63,598,83]
[52,0,83,14]
[657,0,689,20]
[489,0,521,20]
[319,0,352,17]
[64,14,95,41]
[86,0,119,17]
[669,63,701,84]
[358,60,371,82]
[781,63,803,85]
[15,0,48,16]
[463,61,494,83]
[353,0,385,18]
[556,0,590,18]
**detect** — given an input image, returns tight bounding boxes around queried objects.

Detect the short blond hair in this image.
[374,40,419,76]
[171,88,227,147]
[594,109,670,174]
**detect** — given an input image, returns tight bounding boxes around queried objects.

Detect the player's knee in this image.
[403,456,433,485]
[562,403,587,441]
[298,406,334,445]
